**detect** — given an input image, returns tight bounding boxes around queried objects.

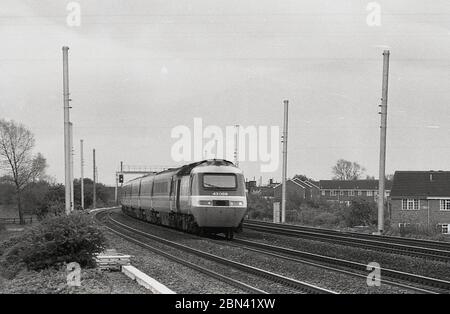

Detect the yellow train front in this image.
[121,159,247,239]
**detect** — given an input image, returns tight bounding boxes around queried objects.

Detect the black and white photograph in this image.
[0,0,449,306]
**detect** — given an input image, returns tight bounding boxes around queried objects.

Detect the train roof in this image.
[124,159,239,184]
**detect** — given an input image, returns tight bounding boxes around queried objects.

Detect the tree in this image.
[0,119,47,224]
[293,174,315,182]
[332,159,365,180]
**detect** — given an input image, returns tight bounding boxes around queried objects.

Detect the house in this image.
[273,178,320,202]
[389,171,450,234]
[319,180,392,205]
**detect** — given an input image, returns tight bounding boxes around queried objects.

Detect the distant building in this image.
[389,171,450,234]
[319,180,392,206]
[246,179,278,197]
[245,180,257,194]
[273,178,320,202]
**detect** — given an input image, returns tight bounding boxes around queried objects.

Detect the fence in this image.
[0,216,33,224]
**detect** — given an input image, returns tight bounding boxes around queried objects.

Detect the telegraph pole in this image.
[93,149,96,209]
[62,46,71,215]
[80,139,84,209]
[281,100,289,223]
[377,50,390,234]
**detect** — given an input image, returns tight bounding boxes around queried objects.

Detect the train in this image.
[120,159,247,239]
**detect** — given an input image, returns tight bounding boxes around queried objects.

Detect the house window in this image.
[440,224,450,234]
[340,190,344,196]
[321,190,326,196]
[367,191,373,196]
[348,190,354,196]
[440,200,450,211]
[332,190,338,196]
[358,190,362,196]
[402,199,419,210]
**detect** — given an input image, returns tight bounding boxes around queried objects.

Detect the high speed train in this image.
[120,159,247,239]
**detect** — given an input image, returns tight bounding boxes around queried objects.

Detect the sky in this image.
[0,0,449,186]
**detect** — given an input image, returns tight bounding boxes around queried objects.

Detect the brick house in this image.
[273,178,320,202]
[389,171,450,234]
[319,180,392,205]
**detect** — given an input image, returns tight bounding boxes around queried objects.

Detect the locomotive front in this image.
[189,163,247,239]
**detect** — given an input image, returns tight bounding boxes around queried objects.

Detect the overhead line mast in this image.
[377,50,390,234]
[281,100,289,223]
[62,46,72,214]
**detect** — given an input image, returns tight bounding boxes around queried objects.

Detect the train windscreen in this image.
[202,174,237,189]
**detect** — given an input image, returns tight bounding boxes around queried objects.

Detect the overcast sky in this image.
[0,0,449,185]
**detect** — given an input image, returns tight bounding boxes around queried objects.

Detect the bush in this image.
[312,212,339,226]
[341,198,377,227]
[1,213,106,278]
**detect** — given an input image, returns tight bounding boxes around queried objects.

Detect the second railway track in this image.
[244,220,450,262]
[225,237,450,294]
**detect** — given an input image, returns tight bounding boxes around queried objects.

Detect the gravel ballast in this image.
[103,227,247,294]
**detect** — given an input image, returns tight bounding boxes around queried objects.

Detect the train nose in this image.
[190,206,247,228]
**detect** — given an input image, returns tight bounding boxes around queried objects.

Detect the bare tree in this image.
[0,119,47,224]
[332,159,365,180]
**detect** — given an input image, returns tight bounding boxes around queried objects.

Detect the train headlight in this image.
[230,201,244,206]
[199,200,213,206]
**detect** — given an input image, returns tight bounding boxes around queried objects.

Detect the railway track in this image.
[244,220,450,261]
[95,210,337,294]
[225,237,450,294]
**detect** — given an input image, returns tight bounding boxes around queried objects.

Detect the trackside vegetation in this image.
[0,212,106,279]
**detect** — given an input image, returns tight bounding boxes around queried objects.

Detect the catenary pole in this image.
[378,50,390,234]
[93,149,96,209]
[69,122,74,211]
[80,139,84,209]
[62,46,71,215]
[281,100,289,223]
[234,125,239,167]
